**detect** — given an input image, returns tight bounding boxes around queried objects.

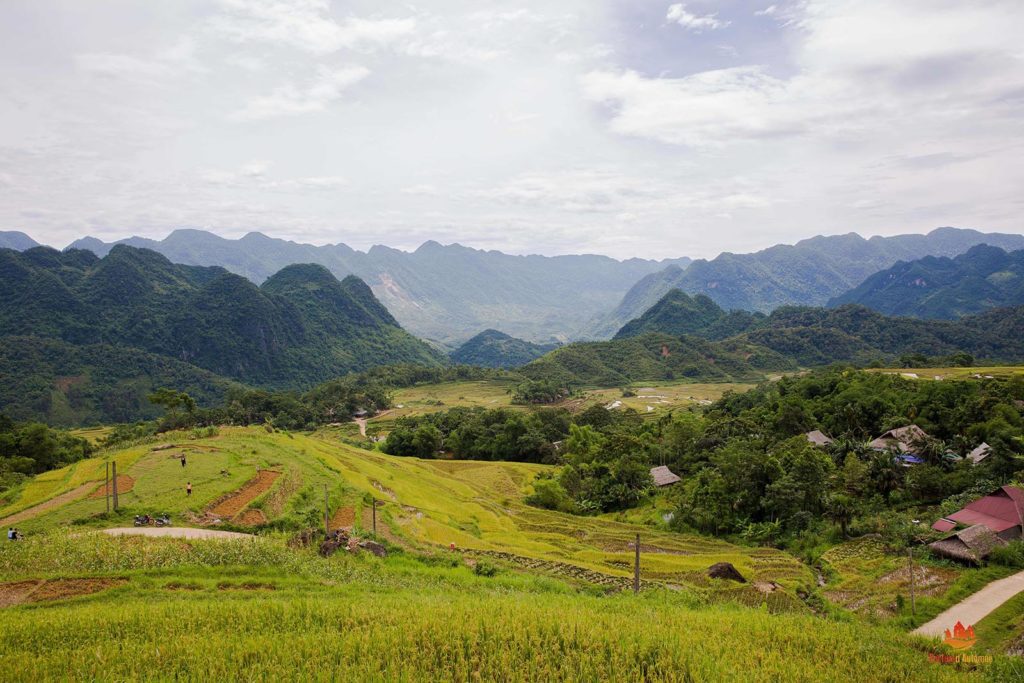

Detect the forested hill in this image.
[519,333,796,386]
[449,329,558,368]
[0,245,443,390]
[613,288,1024,366]
[586,227,1024,337]
[53,229,691,344]
[828,244,1024,318]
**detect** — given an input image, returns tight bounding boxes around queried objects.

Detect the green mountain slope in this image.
[589,227,1024,336]
[0,245,444,391]
[450,329,558,368]
[0,336,239,426]
[520,333,796,386]
[828,244,1024,318]
[613,289,1024,366]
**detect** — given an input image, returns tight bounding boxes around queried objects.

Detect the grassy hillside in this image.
[1,426,1011,681]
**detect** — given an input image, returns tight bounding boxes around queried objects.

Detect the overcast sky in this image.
[1,1,1022,259]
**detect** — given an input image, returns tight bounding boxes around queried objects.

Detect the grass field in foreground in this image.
[0,533,1002,683]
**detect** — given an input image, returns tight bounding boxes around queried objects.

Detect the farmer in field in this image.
[186,482,192,496]
[6,527,13,541]
[180,454,186,468]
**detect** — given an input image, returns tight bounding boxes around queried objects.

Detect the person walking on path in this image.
[186,482,192,497]
[180,454,186,468]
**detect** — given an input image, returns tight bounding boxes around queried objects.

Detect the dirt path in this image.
[354,418,368,437]
[207,470,280,519]
[102,527,253,540]
[913,570,1024,638]
[0,483,96,526]
[89,475,134,498]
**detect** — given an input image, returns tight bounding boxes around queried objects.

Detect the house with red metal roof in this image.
[929,486,1024,562]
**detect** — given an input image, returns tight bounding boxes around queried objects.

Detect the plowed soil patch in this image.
[237,509,267,526]
[330,506,355,531]
[0,578,125,607]
[0,482,96,526]
[208,470,281,519]
[89,475,135,499]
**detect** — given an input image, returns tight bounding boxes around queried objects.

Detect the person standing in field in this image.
[186,482,192,496]
[180,454,186,468]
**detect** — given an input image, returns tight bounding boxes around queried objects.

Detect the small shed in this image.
[805,430,833,447]
[650,465,681,487]
[967,443,991,465]
[929,524,1006,565]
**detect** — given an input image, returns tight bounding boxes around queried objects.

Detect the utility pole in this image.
[633,533,641,594]
[908,547,916,616]
[105,461,110,514]
[323,484,330,534]
[112,461,119,511]
[372,500,377,536]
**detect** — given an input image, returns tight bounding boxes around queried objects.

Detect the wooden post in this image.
[323,484,329,534]
[633,533,640,594]
[105,461,110,514]
[372,500,377,537]
[112,461,119,511]
[908,547,916,616]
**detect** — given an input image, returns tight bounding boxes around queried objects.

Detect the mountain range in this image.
[828,244,1024,319]
[13,229,687,345]
[586,228,1024,337]
[0,245,443,423]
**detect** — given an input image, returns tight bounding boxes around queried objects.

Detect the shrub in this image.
[473,561,499,577]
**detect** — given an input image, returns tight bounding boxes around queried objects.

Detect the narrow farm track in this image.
[88,475,134,499]
[913,569,1024,638]
[207,470,281,519]
[0,483,96,526]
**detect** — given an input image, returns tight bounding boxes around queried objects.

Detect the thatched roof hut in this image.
[929,524,1007,564]
[868,424,929,452]
[805,430,833,447]
[650,465,681,487]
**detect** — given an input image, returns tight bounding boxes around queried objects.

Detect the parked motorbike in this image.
[155,514,171,527]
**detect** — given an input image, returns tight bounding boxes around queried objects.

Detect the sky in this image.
[0,0,1022,260]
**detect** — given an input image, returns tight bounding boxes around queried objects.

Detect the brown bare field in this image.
[207,470,281,519]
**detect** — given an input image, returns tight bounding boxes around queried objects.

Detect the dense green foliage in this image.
[383,407,570,464]
[450,329,557,368]
[0,245,443,392]
[0,416,92,490]
[510,379,568,405]
[615,289,764,340]
[830,244,1024,319]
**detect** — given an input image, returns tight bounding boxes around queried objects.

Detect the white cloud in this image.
[230,65,369,120]
[76,38,205,80]
[211,0,414,55]
[755,5,777,17]
[666,4,729,32]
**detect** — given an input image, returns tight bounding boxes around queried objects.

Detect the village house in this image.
[868,424,929,466]
[929,485,1024,563]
